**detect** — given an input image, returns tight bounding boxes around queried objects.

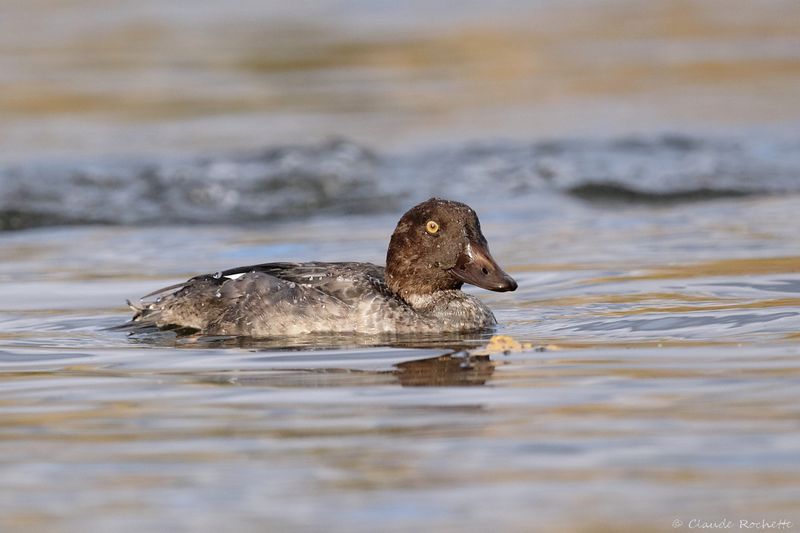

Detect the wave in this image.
[2,135,799,230]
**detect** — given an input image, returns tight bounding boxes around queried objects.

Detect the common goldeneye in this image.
[127,198,517,336]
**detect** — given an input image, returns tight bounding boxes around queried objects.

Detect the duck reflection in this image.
[395,354,494,387]
[127,328,493,352]
[128,329,498,388]
[190,352,495,389]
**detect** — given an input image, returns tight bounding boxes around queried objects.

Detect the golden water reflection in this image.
[2,0,799,154]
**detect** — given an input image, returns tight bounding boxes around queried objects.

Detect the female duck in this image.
[128,198,517,336]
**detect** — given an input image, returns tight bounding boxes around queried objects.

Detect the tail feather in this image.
[126,298,155,321]
[109,299,163,333]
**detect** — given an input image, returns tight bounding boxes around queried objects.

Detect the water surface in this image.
[1,148,799,531]
[2,0,800,531]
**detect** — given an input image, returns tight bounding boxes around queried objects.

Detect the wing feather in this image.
[126,262,390,336]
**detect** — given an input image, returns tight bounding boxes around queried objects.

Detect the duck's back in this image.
[131,262,427,336]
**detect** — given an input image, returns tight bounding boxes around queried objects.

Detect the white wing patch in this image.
[224,273,246,281]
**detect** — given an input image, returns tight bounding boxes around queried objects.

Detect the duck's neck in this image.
[385,239,461,302]
[386,271,463,303]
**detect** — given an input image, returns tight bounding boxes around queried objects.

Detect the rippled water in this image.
[3,0,800,531]
[2,165,799,531]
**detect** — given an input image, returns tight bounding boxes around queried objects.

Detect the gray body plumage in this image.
[130,262,497,336]
[126,198,517,338]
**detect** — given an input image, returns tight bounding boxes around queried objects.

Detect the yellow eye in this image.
[425,220,439,234]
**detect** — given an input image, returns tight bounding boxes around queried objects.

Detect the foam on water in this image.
[3,135,800,230]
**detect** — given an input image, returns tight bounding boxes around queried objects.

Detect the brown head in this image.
[385,198,517,300]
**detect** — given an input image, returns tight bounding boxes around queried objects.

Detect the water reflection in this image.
[3,0,800,156]
[186,354,496,389]
[2,0,800,529]
[123,328,494,352]
[122,328,498,387]
[396,354,495,387]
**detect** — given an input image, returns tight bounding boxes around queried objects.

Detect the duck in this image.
[126,198,517,336]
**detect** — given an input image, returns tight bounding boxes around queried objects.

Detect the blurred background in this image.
[2,0,799,159]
